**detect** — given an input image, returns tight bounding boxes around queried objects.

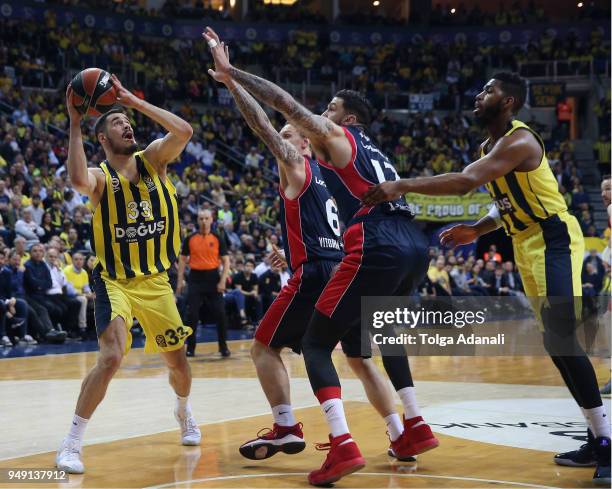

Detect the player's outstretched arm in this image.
[66,85,104,204]
[362,130,536,205]
[203,27,343,146]
[110,74,193,169]
[207,41,305,191]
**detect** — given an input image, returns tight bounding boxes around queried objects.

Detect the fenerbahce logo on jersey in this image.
[114,218,166,243]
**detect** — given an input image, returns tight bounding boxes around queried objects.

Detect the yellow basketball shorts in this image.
[512,212,584,328]
[92,271,192,354]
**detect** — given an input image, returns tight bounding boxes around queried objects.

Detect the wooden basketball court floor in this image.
[0,339,610,489]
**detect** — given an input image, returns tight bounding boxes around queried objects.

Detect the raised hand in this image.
[202,26,232,84]
[110,74,141,108]
[267,244,287,272]
[65,85,82,122]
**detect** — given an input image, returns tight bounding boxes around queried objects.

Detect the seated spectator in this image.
[0,213,12,247]
[9,248,64,342]
[582,261,603,317]
[46,198,64,232]
[63,252,94,337]
[42,247,81,337]
[24,244,73,336]
[71,209,91,245]
[202,144,216,170]
[245,147,263,169]
[0,252,34,346]
[26,194,45,226]
[258,265,281,314]
[12,236,30,265]
[483,244,502,263]
[584,249,605,278]
[66,227,87,254]
[227,259,261,325]
[427,256,452,296]
[449,258,480,295]
[15,208,44,248]
[572,184,590,211]
[466,263,490,295]
[40,211,59,243]
[578,209,595,233]
[481,260,498,289]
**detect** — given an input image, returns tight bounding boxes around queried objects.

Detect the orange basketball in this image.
[70,68,118,117]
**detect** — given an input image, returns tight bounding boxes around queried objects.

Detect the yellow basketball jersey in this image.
[91,151,181,280]
[483,120,567,236]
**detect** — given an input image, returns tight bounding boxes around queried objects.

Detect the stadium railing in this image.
[518,59,611,80]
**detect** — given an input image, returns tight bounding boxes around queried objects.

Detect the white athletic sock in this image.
[67,414,88,443]
[176,395,191,417]
[397,387,422,420]
[272,404,296,427]
[321,398,349,438]
[385,413,404,442]
[580,407,593,430]
[584,406,611,438]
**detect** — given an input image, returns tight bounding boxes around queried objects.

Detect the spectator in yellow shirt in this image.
[428,256,452,295]
[63,252,93,336]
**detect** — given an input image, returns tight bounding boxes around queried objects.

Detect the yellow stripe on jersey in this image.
[91,151,180,280]
[483,120,567,236]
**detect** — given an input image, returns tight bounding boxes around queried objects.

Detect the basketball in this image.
[69,68,117,117]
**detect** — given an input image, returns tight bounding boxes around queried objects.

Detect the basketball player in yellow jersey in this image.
[363,73,610,485]
[56,76,200,474]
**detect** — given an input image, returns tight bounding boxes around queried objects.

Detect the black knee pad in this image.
[301,310,340,355]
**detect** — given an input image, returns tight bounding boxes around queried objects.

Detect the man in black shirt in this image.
[232,260,261,324]
[258,267,281,314]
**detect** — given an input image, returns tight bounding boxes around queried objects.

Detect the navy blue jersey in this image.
[279,157,343,273]
[318,126,410,225]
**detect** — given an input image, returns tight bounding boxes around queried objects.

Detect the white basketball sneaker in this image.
[56,437,85,474]
[174,409,201,446]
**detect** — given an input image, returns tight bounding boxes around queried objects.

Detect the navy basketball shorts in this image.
[254,259,363,357]
[315,217,429,353]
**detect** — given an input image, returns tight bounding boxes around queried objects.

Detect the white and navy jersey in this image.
[279,157,343,273]
[318,126,411,225]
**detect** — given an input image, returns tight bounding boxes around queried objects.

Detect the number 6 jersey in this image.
[91,151,181,280]
[279,156,344,273]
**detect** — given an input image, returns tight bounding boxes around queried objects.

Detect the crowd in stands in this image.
[0,7,609,347]
[2,10,609,112]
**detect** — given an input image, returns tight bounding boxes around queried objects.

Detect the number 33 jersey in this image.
[279,156,344,273]
[91,151,181,280]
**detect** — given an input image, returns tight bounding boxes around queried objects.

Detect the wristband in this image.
[486,204,502,226]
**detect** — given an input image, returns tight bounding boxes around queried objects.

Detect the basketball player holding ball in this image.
[56,72,199,473]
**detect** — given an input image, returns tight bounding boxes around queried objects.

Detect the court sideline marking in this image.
[146,472,561,489]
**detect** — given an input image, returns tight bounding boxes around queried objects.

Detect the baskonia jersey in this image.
[279,156,343,273]
[483,120,568,236]
[317,125,410,225]
[91,151,181,279]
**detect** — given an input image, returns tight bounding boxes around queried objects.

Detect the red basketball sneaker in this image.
[308,433,366,486]
[239,423,305,460]
[389,416,439,460]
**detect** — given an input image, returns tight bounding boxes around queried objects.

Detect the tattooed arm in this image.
[228,68,338,142]
[202,27,348,165]
[223,78,306,198]
[227,80,301,168]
